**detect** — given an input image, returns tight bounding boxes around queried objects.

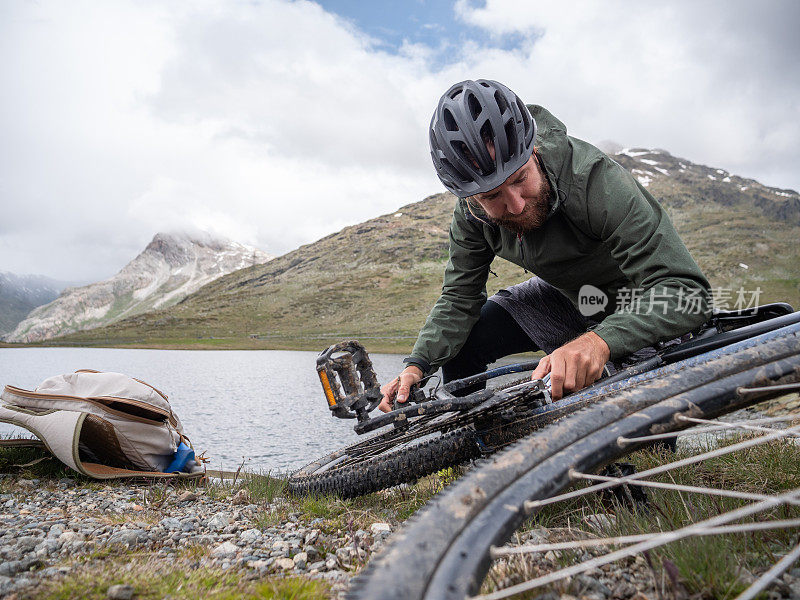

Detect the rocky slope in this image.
[5,232,272,342]
[51,149,800,351]
[0,273,68,336]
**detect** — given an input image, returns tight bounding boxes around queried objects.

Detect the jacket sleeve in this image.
[582,156,712,359]
[405,201,495,373]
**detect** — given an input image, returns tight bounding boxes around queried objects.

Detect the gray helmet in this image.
[429,79,537,198]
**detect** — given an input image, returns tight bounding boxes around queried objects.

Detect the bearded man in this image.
[379,79,711,410]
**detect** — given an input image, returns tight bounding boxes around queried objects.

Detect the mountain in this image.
[39,150,800,352]
[5,232,273,342]
[0,272,69,336]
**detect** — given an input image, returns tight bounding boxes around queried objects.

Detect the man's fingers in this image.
[378,378,400,413]
[531,356,551,380]
[549,355,566,400]
[396,380,411,403]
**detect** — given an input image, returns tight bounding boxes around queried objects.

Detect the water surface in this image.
[0,348,408,473]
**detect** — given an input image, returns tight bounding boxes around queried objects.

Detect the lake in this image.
[0,347,409,473]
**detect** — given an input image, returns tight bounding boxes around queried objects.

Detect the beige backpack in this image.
[0,369,203,479]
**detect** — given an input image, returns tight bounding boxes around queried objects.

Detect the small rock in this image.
[570,574,611,597]
[543,550,560,561]
[308,560,326,572]
[275,557,295,571]
[207,512,230,532]
[47,524,65,539]
[335,547,351,563]
[293,551,308,570]
[212,541,239,558]
[160,517,181,531]
[369,522,391,536]
[584,513,617,531]
[180,520,196,533]
[16,536,40,553]
[304,529,319,545]
[108,530,143,548]
[612,581,638,598]
[231,489,250,505]
[0,561,21,577]
[325,557,338,570]
[106,583,135,600]
[177,491,197,502]
[305,545,319,560]
[239,529,261,544]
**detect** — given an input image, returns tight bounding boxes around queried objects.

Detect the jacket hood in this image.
[529,104,570,217]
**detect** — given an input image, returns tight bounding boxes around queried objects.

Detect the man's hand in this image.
[531,332,610,400]
[378,365,424,413]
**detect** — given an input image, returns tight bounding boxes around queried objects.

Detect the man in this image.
[379,79,711,410]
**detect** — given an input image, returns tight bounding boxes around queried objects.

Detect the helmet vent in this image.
[503,120,517,162]
[517,97,530,133]
[443,109,459,132]
[494,90,509,115]
[467,93,483,120]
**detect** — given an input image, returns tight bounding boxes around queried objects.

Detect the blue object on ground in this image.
[165,441,195,473]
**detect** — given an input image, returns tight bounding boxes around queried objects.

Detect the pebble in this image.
[106,583,135,599]
[584,513,617,530]
[207,512,230,532]
[275,557,296,571]
[212,541,239,558]
[239,528,261,544]
[293,551,308,570]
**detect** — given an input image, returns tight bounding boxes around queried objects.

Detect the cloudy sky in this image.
[2,0,798,282]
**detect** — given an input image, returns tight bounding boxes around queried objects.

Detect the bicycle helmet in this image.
[429,79,537,198]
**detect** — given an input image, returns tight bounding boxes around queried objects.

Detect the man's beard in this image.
[489,161,552,235]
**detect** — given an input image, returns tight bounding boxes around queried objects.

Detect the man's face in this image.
[471,152,552,235]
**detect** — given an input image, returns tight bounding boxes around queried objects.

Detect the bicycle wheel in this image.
[289,371,640,498]
[348,320,800,599]
[287,417,481,497]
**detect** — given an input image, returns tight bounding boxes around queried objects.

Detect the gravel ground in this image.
[1,402,798,599]
[4,472,798,600]
[0,476,393,599]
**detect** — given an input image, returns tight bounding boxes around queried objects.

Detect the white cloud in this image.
[1,0,797,281]
[453,0,800,190]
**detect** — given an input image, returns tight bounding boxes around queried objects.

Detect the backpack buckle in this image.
[316,341,381,422]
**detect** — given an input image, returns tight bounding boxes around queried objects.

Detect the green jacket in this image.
[407,105,711,373]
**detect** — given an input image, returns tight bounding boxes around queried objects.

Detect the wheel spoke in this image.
[734,541,800,600]
[491,518,800,557]
[526,424,800,510]
[473,487,800,600]
[617,414,800,444]
[570,470,800,505]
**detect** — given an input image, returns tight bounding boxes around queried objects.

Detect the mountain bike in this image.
[347,310,800,600]
[289,303,800,502]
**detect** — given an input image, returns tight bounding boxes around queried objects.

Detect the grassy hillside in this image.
[40,150,800,353]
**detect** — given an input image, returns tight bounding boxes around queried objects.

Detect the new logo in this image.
[578,284,608,317]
